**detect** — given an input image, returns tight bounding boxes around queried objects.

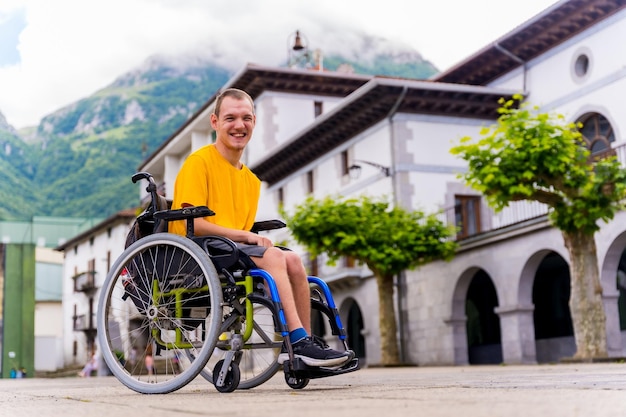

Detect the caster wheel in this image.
[285,373,310,389]
[212,360,240,393]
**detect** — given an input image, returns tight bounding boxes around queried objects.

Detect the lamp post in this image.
[348,160,391,179]
[349,157,407,363]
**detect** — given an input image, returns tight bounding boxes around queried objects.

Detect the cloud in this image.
[0,0,558,129]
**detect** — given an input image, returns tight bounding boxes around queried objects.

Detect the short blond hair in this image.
[214,88,254,117]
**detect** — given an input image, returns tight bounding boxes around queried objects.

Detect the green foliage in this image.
[450,95,626,235]
[0,157,42,219]
[281,195,457,277]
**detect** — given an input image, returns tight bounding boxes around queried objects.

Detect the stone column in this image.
[602,291,623,357]
[494,304,536,364]
[444,316,469,365]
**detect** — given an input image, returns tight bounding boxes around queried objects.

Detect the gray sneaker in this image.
[278,336,351,367]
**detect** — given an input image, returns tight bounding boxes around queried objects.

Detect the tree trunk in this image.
[562,230,607,359]
[375,272,400,365]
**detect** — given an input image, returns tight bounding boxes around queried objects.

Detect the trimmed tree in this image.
[281,195,457,365]
[450,95,626,359]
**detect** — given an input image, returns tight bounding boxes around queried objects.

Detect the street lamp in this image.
[349,160,391,179]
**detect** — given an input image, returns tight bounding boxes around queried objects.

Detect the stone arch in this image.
[450,266,501,364]
[450,266,479,365]
[599,230,626,356]
[338,297,366,363]
[528,251,574,363]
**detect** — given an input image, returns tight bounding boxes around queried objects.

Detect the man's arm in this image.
[192,217,274,248]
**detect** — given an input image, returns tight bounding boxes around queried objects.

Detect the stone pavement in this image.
[2,363,626,417]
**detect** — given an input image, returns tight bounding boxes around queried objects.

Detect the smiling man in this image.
[170,87,352,367]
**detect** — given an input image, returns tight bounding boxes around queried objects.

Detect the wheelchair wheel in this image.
[194,297,282,389]
[285,373,310,389]
[212,359,241,393]
[97,233,223,394]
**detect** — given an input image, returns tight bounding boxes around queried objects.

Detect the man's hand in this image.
[246,233,274,247]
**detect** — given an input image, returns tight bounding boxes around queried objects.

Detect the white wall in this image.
[34,302,64,371]
[62,221,131,367]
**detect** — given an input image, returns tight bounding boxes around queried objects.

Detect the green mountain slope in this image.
[33,62,231,218]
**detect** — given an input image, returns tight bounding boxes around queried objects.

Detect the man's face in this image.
[211,96,256,152]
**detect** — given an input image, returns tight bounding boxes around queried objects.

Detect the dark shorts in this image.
[235,243,268,269]
[236,243,268,258]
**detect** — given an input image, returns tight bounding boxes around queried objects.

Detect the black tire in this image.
[285,373,310,389]
[97,233,223,394]
[212,359,241,393]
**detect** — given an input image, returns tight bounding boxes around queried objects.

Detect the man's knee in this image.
[253,246,287,269]
[284,251,307,275]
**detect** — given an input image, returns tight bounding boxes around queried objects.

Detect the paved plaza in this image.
[2,363,626,417]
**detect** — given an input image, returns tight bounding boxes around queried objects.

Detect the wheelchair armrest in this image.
[154,206,215,222]
[251,219,286,233]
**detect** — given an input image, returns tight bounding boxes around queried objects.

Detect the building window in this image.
[577,112,615,159]
[455,195,481,239]
[314,101,323,118]
[574,54,589,77]
[571,48,592,82]
[307,170,314,194]
[341,151,350,176]
[277,187,284,206]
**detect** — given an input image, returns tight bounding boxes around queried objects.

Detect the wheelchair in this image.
[96,172,359,394]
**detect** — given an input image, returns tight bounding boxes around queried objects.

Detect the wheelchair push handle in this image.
[131,171,155,185]
[132,171,161,217]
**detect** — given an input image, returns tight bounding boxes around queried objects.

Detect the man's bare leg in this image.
[285,251,311,333]
[251,247,304,331]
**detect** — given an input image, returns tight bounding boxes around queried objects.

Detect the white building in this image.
[62,0,626,368]
[56,210,135,370]
[33,246,64,372]
[138,0,626,366]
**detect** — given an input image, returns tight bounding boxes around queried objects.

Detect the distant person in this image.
[129,346,138,369]
[145,344,155,377]
[78,350,98,377]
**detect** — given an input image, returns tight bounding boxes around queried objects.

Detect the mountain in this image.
[0,38,438,220]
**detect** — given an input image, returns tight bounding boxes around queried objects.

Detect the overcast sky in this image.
[0,0,560,129]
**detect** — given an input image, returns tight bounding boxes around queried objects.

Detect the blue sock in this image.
[289,328,308,344]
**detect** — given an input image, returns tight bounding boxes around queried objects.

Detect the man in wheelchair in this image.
[169,88,352,368]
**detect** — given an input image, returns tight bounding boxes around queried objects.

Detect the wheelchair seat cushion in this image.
[192,236,264,273]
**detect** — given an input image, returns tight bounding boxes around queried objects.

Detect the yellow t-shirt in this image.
[169,144,261,236]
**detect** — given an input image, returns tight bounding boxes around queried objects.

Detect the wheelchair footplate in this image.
[282,355,360,389]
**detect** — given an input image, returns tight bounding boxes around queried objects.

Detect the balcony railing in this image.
[73,271,97,292]
[440,141,626,240]
[73,313,96,331]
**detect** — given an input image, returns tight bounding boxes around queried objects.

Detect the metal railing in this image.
[73,271,97,292]
[73,313,96,331]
